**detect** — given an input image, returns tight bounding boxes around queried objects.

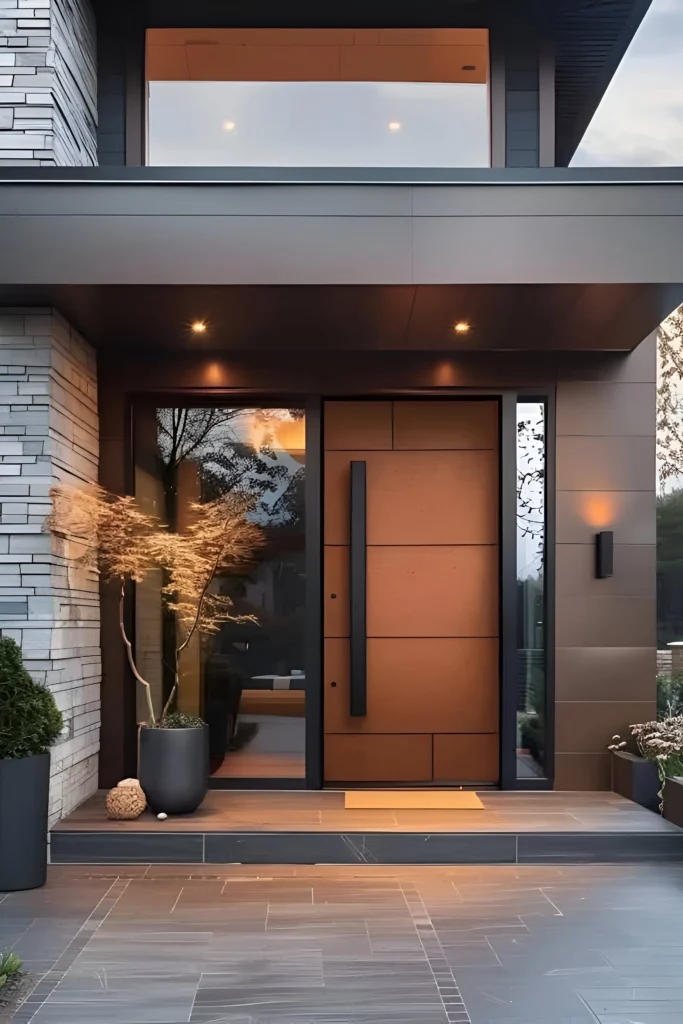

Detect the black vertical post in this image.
[350,461,367,717]
[500,393,518,788]
[544,390,556,788]
[305,399,323,788]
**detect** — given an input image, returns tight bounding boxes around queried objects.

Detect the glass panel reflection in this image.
[134,406,306,780]
[148,80,491,167]
[516,402,546,778]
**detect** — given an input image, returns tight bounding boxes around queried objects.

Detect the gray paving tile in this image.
[6,865,683,1024]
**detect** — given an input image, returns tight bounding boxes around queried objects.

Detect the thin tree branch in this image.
[119,582,157,727]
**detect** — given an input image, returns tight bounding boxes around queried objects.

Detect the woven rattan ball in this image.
[106,783,146,820]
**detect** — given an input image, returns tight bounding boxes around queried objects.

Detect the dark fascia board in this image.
[556,0,654,166]
[1,167,683,186]
[1,171,683,291]
[93,0,486,29]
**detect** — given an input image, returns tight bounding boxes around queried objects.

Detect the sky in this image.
[573,0,683,167]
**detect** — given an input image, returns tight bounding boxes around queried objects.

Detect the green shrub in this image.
[658,673,683,718]
[0,951,22,990]
[0,636,63,760]
[158,710,206,729]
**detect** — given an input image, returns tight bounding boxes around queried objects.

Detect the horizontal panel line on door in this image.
[324,447,499,452]
[325,634,500,639]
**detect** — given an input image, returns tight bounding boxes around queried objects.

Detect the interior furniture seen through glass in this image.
[134,405,306,782]
[516,401,547,779]
[146,28,490,167]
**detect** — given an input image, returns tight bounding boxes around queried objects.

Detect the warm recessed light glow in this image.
[454,321,470,334]
[388,121,401,131]
[223,120,236,131]
[191,320,207,334]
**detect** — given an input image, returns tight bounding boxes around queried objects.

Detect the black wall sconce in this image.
[595,531,614,578]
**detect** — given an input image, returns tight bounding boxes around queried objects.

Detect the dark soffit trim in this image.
[1,167,683,186]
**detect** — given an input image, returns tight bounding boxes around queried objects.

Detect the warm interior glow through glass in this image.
[134,405,307,781]
[146,28,491,167]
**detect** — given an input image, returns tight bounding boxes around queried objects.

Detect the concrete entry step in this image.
[50,790,683,866]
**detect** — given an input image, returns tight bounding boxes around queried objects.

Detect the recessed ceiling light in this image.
[388,121,401,132]
[223,120,236,131]
[191,320,207,333]
[454,321,470,334]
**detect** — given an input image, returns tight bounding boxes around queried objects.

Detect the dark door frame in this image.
[316,390,555,792]
[124,386,555,792]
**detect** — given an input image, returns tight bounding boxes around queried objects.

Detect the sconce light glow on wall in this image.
[595,531,614,579]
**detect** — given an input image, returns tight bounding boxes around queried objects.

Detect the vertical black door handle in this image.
[349,461,367,717]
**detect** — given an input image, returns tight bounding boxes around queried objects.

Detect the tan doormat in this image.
[344,790,484,810]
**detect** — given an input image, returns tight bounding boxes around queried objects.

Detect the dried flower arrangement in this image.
[609,717,683,811]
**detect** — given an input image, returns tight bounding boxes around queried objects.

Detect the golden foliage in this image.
[48,483,264,725]
[48,484,161,583]
[151,493,263,647]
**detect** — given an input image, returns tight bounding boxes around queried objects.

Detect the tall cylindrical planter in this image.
[0,752,50,892]
[139,726,209,815]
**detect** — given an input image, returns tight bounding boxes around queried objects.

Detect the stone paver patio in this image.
[2,863,683,1023]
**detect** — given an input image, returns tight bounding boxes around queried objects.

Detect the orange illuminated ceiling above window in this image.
[146,28,489,84]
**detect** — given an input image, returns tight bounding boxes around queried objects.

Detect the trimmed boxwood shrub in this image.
[158,711,206,730]
[0,636,63,760]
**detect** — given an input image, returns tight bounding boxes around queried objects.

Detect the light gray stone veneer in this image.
[0,0,97,166]
[0,308,100,824]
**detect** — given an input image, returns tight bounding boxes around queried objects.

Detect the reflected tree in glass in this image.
[516,403,546,778]
[138,406,308,779]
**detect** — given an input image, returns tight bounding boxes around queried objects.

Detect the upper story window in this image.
[146,28,490,167]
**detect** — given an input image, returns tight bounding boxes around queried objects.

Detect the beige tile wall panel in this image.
[556,382,656,436]
[556,595,655,648]
[556,490,656,544]
[554,753,612,791]
[556,701,655,754]
[556,435,655,492]
[556,544,656,598]
[555,647,656,703]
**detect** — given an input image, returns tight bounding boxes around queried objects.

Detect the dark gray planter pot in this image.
[0,752,50,891]
[663,777,683,828]
[611,750,659,812]
[139,725,209,815]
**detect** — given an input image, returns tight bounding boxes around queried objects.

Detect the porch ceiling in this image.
[0,168,682,353]
[0,282,677,354]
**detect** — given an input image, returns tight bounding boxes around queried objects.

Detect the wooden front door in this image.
[323,400,500,785]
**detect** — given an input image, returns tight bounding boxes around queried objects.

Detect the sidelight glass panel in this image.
[516,402,547,779]
[134,405,306,781]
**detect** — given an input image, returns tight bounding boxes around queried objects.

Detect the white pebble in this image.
[157,812,168,820]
